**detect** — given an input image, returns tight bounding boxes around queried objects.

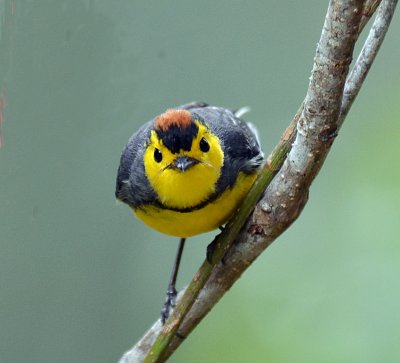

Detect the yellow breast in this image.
[134,172,257,237]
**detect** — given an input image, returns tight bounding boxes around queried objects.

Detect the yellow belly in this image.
[134,172,257,237]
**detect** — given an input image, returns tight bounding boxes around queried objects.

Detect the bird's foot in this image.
[160,285,177,324]
[206,226,226,264]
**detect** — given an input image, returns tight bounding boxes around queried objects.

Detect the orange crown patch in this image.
[154,109,192,131]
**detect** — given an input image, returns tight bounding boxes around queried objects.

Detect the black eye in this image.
[200,137,210,152]
[154,148,163,162]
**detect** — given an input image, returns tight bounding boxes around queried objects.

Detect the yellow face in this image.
[143,121,224,209]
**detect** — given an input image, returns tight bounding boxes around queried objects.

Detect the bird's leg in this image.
[161,237,186,324]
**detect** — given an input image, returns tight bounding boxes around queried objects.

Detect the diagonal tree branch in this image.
[120,1,397,362]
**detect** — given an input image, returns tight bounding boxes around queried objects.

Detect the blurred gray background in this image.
[1,1,399,362]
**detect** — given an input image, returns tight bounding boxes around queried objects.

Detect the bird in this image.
[115,101,264,323]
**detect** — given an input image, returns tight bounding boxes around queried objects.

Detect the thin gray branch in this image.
[340,0,398,124]
[119,0,397,361]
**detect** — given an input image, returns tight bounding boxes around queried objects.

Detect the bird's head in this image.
[143,109,224,209]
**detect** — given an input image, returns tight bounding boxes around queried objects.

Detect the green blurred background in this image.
[1,1,399,362]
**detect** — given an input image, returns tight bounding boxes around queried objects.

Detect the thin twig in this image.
[119,1,397,361]
[340,0,398,124]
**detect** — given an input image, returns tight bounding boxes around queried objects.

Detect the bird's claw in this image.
[160,286,177,324]
[206,238,217,264]
[206,226,226,264]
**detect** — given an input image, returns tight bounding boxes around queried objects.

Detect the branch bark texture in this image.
[120,1,398,362]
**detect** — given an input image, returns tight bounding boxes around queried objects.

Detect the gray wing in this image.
[179,102,262,160]
[115,121,157,209]
[190,106,264,190]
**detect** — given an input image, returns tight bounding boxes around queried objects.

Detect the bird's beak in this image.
[171,156,199,172]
